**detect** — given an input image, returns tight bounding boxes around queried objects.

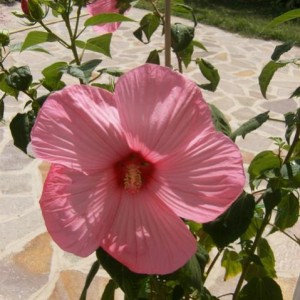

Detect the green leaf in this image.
[173,4,197,27]
[209,104,232,137]
[271,41,295,61]
[248,151,281,189]
[96,248,148,299]
[84,13,135,27]
[63,59,102,84]
[284,112,296,144]
[76,34,112,57]
[192,40,207,51]
[177,42,194,68]
[101,279,117,300]
[263,189,282,215]
[133,13,160,43]
[257,238,276,278]
[203,193,255,248]
[280,160,300,187]
[265,9,300,28]
[10,42,51,54]
[238,277,283,300]
[0,30,10,47]
[146,49,160,65]
[231,111,269,141]
[197,59,220,92]
[171,23,194,52]
[9,111,34,154]
[0,73,19,97]
[241,207,264,240]
[274,192,299,231]
[6,66,33,91]
[291,86,300,98]
[79,260,100,300]
[21,31,57,52]
[221,249,242,280]
[259,61,288,98]
[41,61,67,91]
[98,68,123,77]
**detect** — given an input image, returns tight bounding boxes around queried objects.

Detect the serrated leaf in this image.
[76,34,112,57]
[271,41,295,61]
[209,104,232,137]
[203,193,255,248]
[21,31,57,52]
[221,249,242,280]
[259,61,288,98]
[231,111,269,141]
[63,59,102,83]
[238,277,283,300]
[197,59,220,92]
[84,13,135,27]
[257,238,277,278]
[273,192,299,231]
[265,8,300,29]
[248,151,281,189]
[101,279,117,300]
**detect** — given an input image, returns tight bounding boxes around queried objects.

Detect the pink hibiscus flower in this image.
[86,0,129,34]
[31,64,245,275]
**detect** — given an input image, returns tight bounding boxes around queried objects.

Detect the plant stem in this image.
[164,0,172,67]
[269,223,300,245]
[232,211,271,300]
[284,124,300,163]
[204,249,222,282]
[176,53,183,73]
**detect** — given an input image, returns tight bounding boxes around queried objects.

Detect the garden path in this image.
[0,3,300,299]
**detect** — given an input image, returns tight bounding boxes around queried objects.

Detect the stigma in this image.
[124,164,142,193]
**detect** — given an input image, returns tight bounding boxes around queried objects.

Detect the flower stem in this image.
[204,249,222,282]
[164,0,172,67]
[232,210,271,300]
[284,124,300,163]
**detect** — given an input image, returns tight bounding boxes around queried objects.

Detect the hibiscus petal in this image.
[87,0,123,34]
[114,64,214,162]
[31,84,129,173]
[153,132,245,223]
[40,164,121,257]
[101,190,196,274]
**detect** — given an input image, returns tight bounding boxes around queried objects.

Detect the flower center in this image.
[115,152,154,194]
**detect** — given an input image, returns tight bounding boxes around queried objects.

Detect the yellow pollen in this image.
[124,164,142,193]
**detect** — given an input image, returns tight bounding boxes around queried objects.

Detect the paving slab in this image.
[0,2,299,299]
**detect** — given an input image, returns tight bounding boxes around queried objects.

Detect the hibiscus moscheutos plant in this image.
[87,0,131,33]
[31,63,245,275]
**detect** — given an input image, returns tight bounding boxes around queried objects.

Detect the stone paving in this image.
[0,2,300,299]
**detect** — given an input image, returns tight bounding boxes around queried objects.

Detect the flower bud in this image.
[21,0,29,15]
[0,30,10,47]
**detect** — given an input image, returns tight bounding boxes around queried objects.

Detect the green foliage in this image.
[171,23,194,52]
[9,111,35,154]
[76,34,113,57]
[101,280,117,300]
[133,13,160,44]
[203,193,255,248]
[0,30,9,47]
[221,249,243,280]
[6,66,32,91]
[231,111,269,141]
[21,31,57,51]
[196,58,220,92]
[209,104,232,137]
[238,277,283,300]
